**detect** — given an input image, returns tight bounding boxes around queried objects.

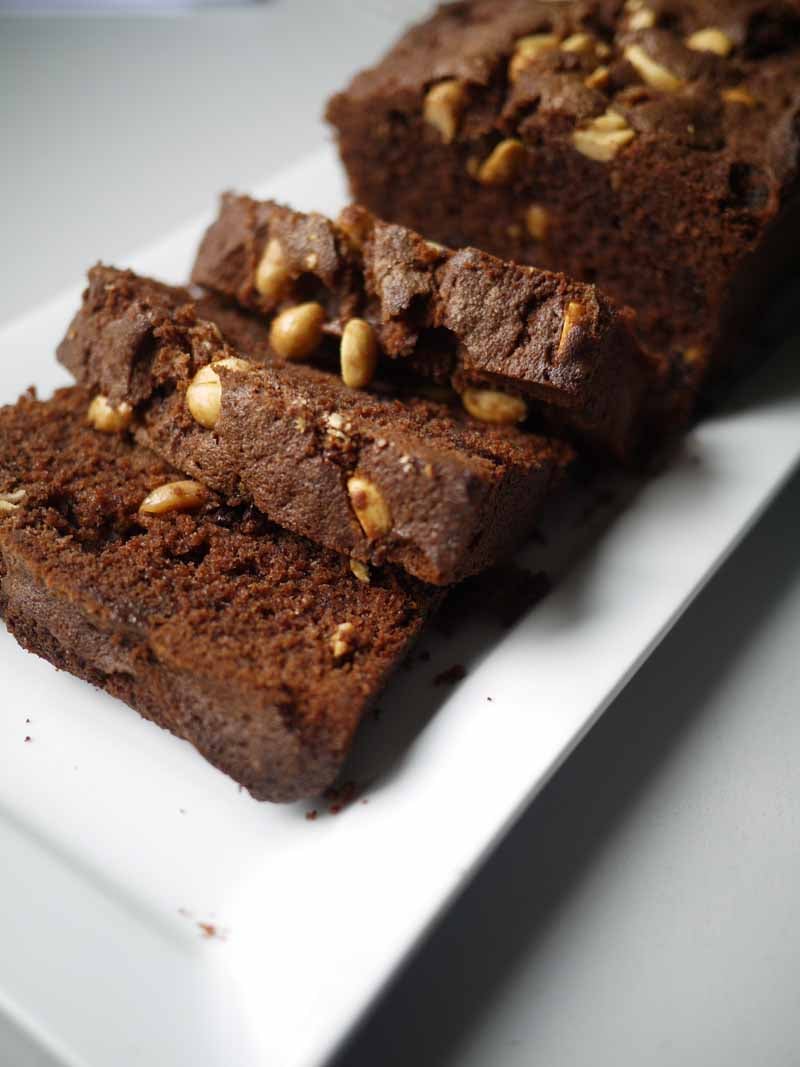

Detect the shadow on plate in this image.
[301,442,704,815]
[328,460,800,1067]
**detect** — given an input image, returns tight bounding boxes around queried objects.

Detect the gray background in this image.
[2,4,800,1065]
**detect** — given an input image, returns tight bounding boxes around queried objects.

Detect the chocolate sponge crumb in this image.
[0,388,437,803]
[324,780,360,814]
[433,663,467,687]
[198,922,227,941]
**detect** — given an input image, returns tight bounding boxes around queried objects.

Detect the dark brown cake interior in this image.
[0,387,436,801]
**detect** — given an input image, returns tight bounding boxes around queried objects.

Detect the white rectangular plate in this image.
[1,147,799,1067]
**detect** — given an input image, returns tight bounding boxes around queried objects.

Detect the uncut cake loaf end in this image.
[326,0,800,391]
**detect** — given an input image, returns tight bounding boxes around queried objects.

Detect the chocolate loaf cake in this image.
[327,0,800,389]
[191,194,662,460]
[0,388,438,802]
[59,265,574,586]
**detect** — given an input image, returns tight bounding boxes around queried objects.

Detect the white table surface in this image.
[2,4,799,1065]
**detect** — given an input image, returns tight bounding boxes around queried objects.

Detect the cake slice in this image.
[0,387,438,802]
[326,0,800,389]
[58,265,574,586]
[190,194,663,460]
